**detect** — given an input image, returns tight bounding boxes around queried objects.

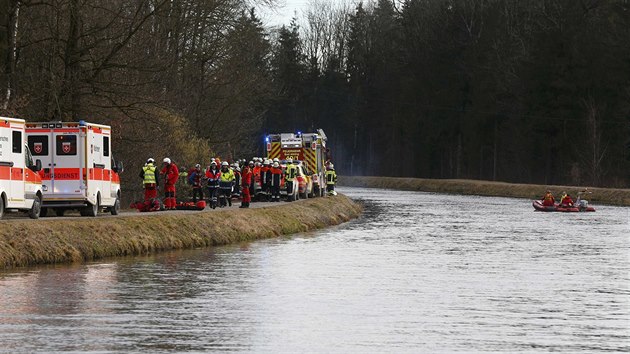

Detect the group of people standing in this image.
[138,156,338,210]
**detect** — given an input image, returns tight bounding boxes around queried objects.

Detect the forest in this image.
[1,0,629,189]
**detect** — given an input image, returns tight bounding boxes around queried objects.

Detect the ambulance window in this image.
[12,131,21,153]
[56,135,77,155]
[103,136,110,157]
[28,135,49,156]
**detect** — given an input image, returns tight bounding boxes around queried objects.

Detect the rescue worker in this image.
[232,163,241,198]
[559,191,574,207]
[219,161,235,207]
[253,159,262,200]
[160,157,179,210]
[270,161,283,202]
[139,158,159,201]
[261,159,272,201]
[188,164,204,203]
[248,160,256,201]
[205,161,221,209]
[541,190,555,206]
[325,163,338,195]
[285,158,298,201]
[240,162,252,208]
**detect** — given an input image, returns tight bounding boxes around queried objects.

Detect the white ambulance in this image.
[25,121,123,217]
[0,117,44,219]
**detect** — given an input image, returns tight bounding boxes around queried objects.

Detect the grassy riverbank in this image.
[340,176,630,206]
[0,195,362,269]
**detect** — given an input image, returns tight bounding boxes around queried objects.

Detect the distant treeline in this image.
[1,0,629,188]
[268,0,630,187]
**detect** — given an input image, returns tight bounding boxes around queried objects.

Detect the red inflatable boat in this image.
[532,200,595,212]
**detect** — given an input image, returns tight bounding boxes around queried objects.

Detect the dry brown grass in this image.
[340,176,630,206]
[0,195,362,269]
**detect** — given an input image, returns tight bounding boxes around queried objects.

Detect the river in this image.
[1,187,629,353]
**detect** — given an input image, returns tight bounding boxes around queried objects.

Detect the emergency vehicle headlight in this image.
[43,124,48,128]
[42,185,48,192]
[56,123,62,128]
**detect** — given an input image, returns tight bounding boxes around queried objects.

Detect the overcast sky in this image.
[259,0,311,27]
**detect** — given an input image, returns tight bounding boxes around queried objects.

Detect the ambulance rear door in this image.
[52,126,85,201]
[28,125,85,203]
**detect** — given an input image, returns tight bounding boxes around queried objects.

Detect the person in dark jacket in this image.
[188,164,204,203]
[270,161,283,202]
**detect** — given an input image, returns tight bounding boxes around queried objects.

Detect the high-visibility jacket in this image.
[220,168,235,182]
[325,169,337,185]
[142,164,157,185]
[285,164,298,181]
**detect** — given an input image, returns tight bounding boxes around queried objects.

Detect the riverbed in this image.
[1,187,628,352]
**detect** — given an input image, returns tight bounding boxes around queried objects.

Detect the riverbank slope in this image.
[0,195,362,269]
[340,176,630,206]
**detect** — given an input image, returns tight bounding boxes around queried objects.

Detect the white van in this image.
[25,121,123,217]
[0,117,43,219]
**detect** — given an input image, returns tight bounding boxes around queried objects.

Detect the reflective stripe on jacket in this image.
[220,169,235,182]
[325,170,337,185]
[143,164,156,184]
[286,165,297,181]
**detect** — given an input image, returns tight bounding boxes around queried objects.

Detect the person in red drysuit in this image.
[541,190,555,206]
[558,192,574,207]
[240,163,252,208]
[160,157,179,210]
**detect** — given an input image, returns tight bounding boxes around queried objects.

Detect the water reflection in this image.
[1,187,629,352]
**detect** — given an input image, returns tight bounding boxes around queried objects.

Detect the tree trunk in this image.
[3,0,20,111]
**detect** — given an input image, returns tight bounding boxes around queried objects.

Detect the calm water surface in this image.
[1,187,629,353]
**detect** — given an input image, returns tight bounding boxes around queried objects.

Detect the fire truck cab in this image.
[0,117,43,219]
[25,121,123,217]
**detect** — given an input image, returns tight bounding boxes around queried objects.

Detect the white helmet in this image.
[195,164,201,169]
[163,157,171,164]
[273,162,279,168]
[221,161,229,167]
[286,158,293,164]
[210,161,217,166]
[329,163,334,169]
[273,158,279,163]
[147,158,155,164]
[263,159,270,165]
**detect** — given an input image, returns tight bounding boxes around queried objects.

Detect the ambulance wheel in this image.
[55,209,66,217]
[40,207,48,218]
[110,197,120,215]
[81,198,99,217]
[28,196,42,219]
[0,195,4,219]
